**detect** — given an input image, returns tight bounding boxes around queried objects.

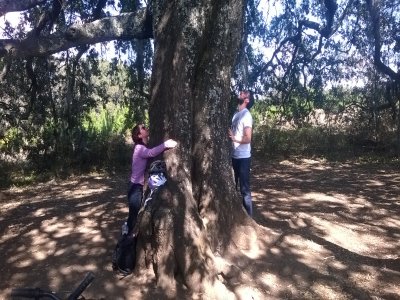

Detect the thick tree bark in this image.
[133,0,256,295]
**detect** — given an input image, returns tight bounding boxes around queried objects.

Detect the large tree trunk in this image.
[135,0,257,296]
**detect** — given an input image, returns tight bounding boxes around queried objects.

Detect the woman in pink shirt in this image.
[126,124,177,234]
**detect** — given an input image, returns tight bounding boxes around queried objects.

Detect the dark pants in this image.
[126,183,143,233]
[232,157,253,216]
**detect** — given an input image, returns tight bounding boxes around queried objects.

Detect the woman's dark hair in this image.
[131,124,144,145]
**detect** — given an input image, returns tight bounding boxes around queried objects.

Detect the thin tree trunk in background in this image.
[397,97,400,157]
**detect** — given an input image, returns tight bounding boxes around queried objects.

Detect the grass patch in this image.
[253,125,398,162]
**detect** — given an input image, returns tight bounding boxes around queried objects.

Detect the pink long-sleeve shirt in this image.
[130,143,166,185]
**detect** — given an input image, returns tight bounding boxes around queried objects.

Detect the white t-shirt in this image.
[231,108,253,159]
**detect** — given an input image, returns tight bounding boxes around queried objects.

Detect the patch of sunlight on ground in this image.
[301,192,349,204]
[61,187,109,198]
[387,218,400,228]
[79,207,104,219]
[260,273,279,290]
[279,159,332,170]
[235,226,266,259]
[311,217,397,256]
[349,267,400,296]
[312,283,343,300]
[234,285,265,300]
[282,234,347,270]
[365,179,385,186]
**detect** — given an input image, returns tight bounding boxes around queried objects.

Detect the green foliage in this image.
[251,101,283,125]
[254,125,353,160]
[253,123,398,162]
[0,48,151,187]
[0,128,23,153]
[83,103,129,135]
[0,102,136,188]
[251,80,399,161]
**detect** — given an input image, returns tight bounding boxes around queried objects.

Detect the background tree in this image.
[243,0,399,150]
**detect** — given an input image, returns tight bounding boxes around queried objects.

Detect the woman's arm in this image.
[139,139,177,158]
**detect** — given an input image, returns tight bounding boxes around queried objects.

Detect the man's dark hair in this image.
[241,90,254,110]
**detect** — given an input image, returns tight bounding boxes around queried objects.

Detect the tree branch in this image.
[25,57,38,117]
[0,9,153,58]
[321,0,338,38]
[0,55,10,80]
[91,0,108,21]
[28,0,64,37]
[366,0,400,81]
[0,0,48,17]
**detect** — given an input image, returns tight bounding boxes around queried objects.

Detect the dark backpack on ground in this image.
[112,234,137,276]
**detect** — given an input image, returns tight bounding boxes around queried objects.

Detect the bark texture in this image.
[135,0,254,294]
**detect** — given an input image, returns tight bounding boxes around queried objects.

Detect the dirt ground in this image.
[0,157,399,300]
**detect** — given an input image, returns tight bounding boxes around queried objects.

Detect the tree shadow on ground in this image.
[0,159,399,299]
[0,174,134,299]
[248,158,400,299]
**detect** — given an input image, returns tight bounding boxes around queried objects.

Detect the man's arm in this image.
[240,126,252,144]
[229,126,252,144]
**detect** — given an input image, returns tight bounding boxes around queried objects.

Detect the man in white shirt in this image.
[228,90,253,216]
